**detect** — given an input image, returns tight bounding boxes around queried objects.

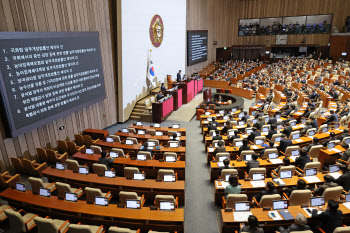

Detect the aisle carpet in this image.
[166,93,203,122]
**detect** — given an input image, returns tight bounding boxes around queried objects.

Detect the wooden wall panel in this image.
[0,0,117,171]
[187,0,350,74]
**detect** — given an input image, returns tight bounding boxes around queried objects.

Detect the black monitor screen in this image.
[0,32,106,137]
[187,30,208,66]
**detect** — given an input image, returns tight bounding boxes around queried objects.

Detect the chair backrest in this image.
[147,139,159,146]
[66,159,80,172]
[146,129,156,136]
[137,151,152,160]
[309,145,324,159]
[249,168,266,179]
[240,150,255,160]
[215,152,230,161]
[84,187,103,204]
[92,163,107,176]
[158,169,174,179]
[127,128,136,134]
[119,191,139,205]
[254,136,266,145]
[36,148,48,163]
[10,157,24,173]
[108,226,133,233]
[226,194,248,209]
[221,169,238,179]
[57,140,68,154]
[155,195,175,207]
[22,159,37,177]
[83,135,94,148]
[262,148,278,159]
[4,209,26,232]
[34,216,60,233]
[333,226,350,233]
[110,135,121,143]
[303,162,321,173]
[74,134,85,146]
[68,224,96,233]
[28,177,45,194]
[90,145,102,154]
[289,190,312,206]
[259,194,281,208]
[55,182,73,199]
[126,137,138,144]
[324,186,343,202]
[47,149,59,164]
[124,167,139,178]
[111,148,126,158]
[285,146,300,156]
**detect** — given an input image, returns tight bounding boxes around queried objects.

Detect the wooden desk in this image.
[83,129,109,140]
[152,97,174,123]
[0,188,184,233]
[42,167,185,205]
[127,124,186,136]
[114,132,186,147]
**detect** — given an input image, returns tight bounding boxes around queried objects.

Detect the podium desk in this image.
[42,167,185,205]
[165,88,183,110]
[152,97,174,123]
[0,188,184,233]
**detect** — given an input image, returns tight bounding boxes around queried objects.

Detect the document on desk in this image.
[303,207,322,217]
[208,148,214,152]
[269,158,283,164]
[329,172,342,179]
[268,211,283,220]
[343,202,350,210]
[251,145,259,149]
[233,211,252,222]
[216,181,229,188]
[250,180,266,187]
[289,156,299,162]
[303,176,321,183]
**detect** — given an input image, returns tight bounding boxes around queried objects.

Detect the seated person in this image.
[276,213,311,233]
[294,150,311,170]
[214,140,226,154]
[313,175,338,196]
[311,199,343,233]
[246,154,260,170]
[238,139,251,155]
[274,157,291,174]
[212,129,223,140]
[285,179,307,197]
[239,215,264,233]
[224,175,241,198]
[98,150,113,170]
[218,158,230,176]
[254,181,278,203]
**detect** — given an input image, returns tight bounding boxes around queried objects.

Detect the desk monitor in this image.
[219,110,225,114]
[291,150,300,156]
[133,173,145,181]
[207,117,213,122]
[234,202,250,212]
[280,170,292,179]
[39,188,51,197]
[328,141,336,149]
[137,154,147,161]
[268,153,278,159]
[305,168,317,176]
[159,201,175,211]
[228,131,235,136]
[342,52,347,56]
[163,174,176,182]
[311,197,325,207]
[122,128,128,133]
[126,200,141,209]
[109,151,118,158]
[246,129,253,135]
[165,155,176,162]
[125,139,133,145]
[235,141,243,147]
[345,193,350,203]
[155,131,163,136]
[78,166,89,175]
[205,112,211,115]
[244,154,253,161]
[106,137,114,143]
[252,173,265,181]
[223,116,229,120]
[16,182,26,192]
[56,162,65,170]
[252,119,258,124]
[104,170,116,178]
[323,127,328,133]
[138,130,146,135]
[95,196,108,206]
[308,130,316,136]
[169,142,179,148]
[232,108,237,112]
[276,114,281,119]
[275,137,281,143]
[154,123,161,128]
[329,165,339,173]
[292,133,300,140]
[273,200,288,210]
[255,139,263,145]
[262,127,269,132]
[334,123,339,129]
[238,113,244,119]
[136,121,143,126]
[172,124,180,129]
[290,121,296,127]
[65,192,78,202]
[219,156,229,162]
[85,148,94,154]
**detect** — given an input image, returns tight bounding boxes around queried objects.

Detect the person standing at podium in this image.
[177,70,182,82]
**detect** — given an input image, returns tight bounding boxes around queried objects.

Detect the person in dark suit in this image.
[156,91,164,101]
[266,124,277,140]
[160,83,166,92]
[295,150,311,170]
[278,134,293,153]
[277,213,311,233]
[335,165,350,191]
[254,181,278,203]
[282,122,293,138]
[214,140,226,154]
[139,142,154,156]
[98,151,114,170]
[176,70,182,82]
[313,175,338,196]
[212,130,223,141]
[241,111,250,122]
[311,199,343,233]
[248,127,261,143]
[325,110,339,125]
[246,153,260,170]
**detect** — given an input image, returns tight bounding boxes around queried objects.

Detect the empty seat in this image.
[28,177,56,195]
[5,209,39,233]
[34,216,70,233]
[119,191,145,206]
[55,182,84,200]
[84,187,112,204]
[68,223,105,233]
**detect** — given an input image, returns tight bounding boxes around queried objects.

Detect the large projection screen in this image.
[0,32,106,137]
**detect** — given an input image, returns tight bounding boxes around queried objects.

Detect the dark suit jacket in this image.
[335,172,350,191]
[98,157,114,170]
[176,73,181,82]
[278,138,293,153]
[311,209,343,233]
[283,126,293,138]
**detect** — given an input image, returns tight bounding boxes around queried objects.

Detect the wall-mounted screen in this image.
[0,32,106,137]
[238,14,332,36]
[187,30,208,66]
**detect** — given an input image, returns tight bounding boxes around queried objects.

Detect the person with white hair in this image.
[275,213,311,233]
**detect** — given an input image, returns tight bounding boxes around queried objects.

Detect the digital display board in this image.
[0,32,106,137]
[187,30,208,66]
